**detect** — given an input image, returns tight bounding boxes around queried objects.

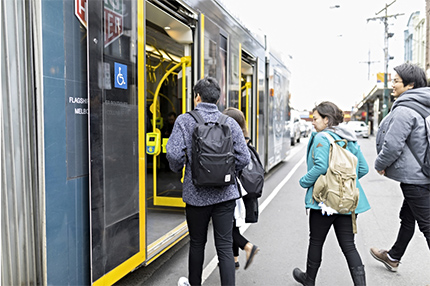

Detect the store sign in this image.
[104,0,123,47]
[75,0,87,28]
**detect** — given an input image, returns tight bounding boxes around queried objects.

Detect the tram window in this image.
[218,34,227,111]
[205,39,217,78]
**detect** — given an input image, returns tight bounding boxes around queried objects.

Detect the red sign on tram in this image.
[75,0,87,28]
[104,0,123,47]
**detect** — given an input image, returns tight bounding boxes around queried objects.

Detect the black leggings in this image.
[307,209,363,267]
[232,222,248,257]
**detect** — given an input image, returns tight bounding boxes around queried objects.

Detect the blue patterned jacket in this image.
[166,103,250,206]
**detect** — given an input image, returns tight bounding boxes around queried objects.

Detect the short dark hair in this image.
[167,111,176,117]
[313,101,344,127]
[394,63,427,89]
[193,77,220,104]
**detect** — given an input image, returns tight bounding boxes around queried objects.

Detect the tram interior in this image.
[145,21,188,246]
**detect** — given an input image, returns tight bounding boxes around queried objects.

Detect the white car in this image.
[299,119,312,137]
[345,121,369,138]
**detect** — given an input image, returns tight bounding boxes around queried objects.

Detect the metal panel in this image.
[1,0,42,285]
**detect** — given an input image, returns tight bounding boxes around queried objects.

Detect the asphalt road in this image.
[116,135,430,286]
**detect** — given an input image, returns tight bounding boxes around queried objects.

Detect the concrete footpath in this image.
[117,136,430,286]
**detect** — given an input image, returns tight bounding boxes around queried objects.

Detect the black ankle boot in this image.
[350,265,366,286]
[292,260,320,286]
[293,268,315,286]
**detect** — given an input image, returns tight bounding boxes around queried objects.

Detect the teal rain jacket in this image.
[299,127,371,214]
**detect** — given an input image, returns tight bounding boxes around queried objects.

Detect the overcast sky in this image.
[222,0,426,112]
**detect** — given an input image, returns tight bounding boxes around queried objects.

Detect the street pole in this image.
[367,0,403,117]
[383,14,390,117]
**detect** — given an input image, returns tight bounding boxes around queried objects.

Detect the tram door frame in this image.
[239,49,258,146]
[145,1,193,208]
[87,1,146,285]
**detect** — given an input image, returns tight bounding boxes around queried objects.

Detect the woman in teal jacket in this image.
[293,101,370,286]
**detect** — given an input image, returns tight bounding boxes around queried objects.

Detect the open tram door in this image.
[87,1,142,284]
[145,2,192,210]
[144,0,195,260]
[87,0,195,284]
[240,49,258,146]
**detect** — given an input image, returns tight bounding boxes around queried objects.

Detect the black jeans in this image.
[307,209,363,268]
[186,200,236,286]
[388,183,430,260]
[232,222,248,257]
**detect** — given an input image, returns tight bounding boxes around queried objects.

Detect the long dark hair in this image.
[223,107,248,137]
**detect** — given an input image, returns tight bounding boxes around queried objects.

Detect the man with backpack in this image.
[372,63,430,272]
[166,77,250,286]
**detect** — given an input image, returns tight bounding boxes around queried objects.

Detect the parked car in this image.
[299,119,312,137]
[288,110,301,145]
[345,121,369,138]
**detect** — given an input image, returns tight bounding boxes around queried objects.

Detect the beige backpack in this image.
[313,132,360,233]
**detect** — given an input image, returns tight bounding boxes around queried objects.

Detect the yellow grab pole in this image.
[152,56,190,205]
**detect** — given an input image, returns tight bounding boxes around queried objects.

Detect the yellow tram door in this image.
[145,2,192,210]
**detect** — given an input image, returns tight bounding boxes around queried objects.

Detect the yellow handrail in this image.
[147,90,177,114]
[151,56,191,207]
[241,82,251,127]
[151,56,191,131]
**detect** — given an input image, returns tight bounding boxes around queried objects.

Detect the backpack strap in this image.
[322,131,348,149]
[217,114,228,125]
[188,110,205,124]
[188,110,228,126]
[320,132,334,144]
[396,101,430,118]
[394,102,430,167]
[247,141,263,166]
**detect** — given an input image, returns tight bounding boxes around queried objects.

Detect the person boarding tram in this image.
[223,107,260,270]
[166,77,250,286]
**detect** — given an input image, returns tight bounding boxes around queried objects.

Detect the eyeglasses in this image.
[392,79,403,84]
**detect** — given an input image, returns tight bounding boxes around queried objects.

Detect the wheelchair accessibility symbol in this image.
[114,62,127,89]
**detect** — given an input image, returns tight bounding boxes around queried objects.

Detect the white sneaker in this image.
[178,276,190,286]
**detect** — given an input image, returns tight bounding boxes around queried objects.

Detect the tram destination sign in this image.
[104,0,123,48]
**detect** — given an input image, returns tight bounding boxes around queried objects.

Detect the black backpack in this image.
[239,141,264,198]
[188,110,236,187]
[395,101,430,177]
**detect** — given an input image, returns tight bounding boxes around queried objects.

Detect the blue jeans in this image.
[186,200,235,286]
[308,209,363,268]
[388,183,430,260]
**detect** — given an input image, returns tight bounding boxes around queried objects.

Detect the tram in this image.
[2,0,291,285]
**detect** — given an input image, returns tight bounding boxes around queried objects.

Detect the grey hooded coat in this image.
[375,87,430,184]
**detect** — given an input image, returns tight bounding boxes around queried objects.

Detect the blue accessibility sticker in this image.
[114,62,127,89]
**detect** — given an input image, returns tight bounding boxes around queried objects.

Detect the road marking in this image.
[202,154,306,283]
